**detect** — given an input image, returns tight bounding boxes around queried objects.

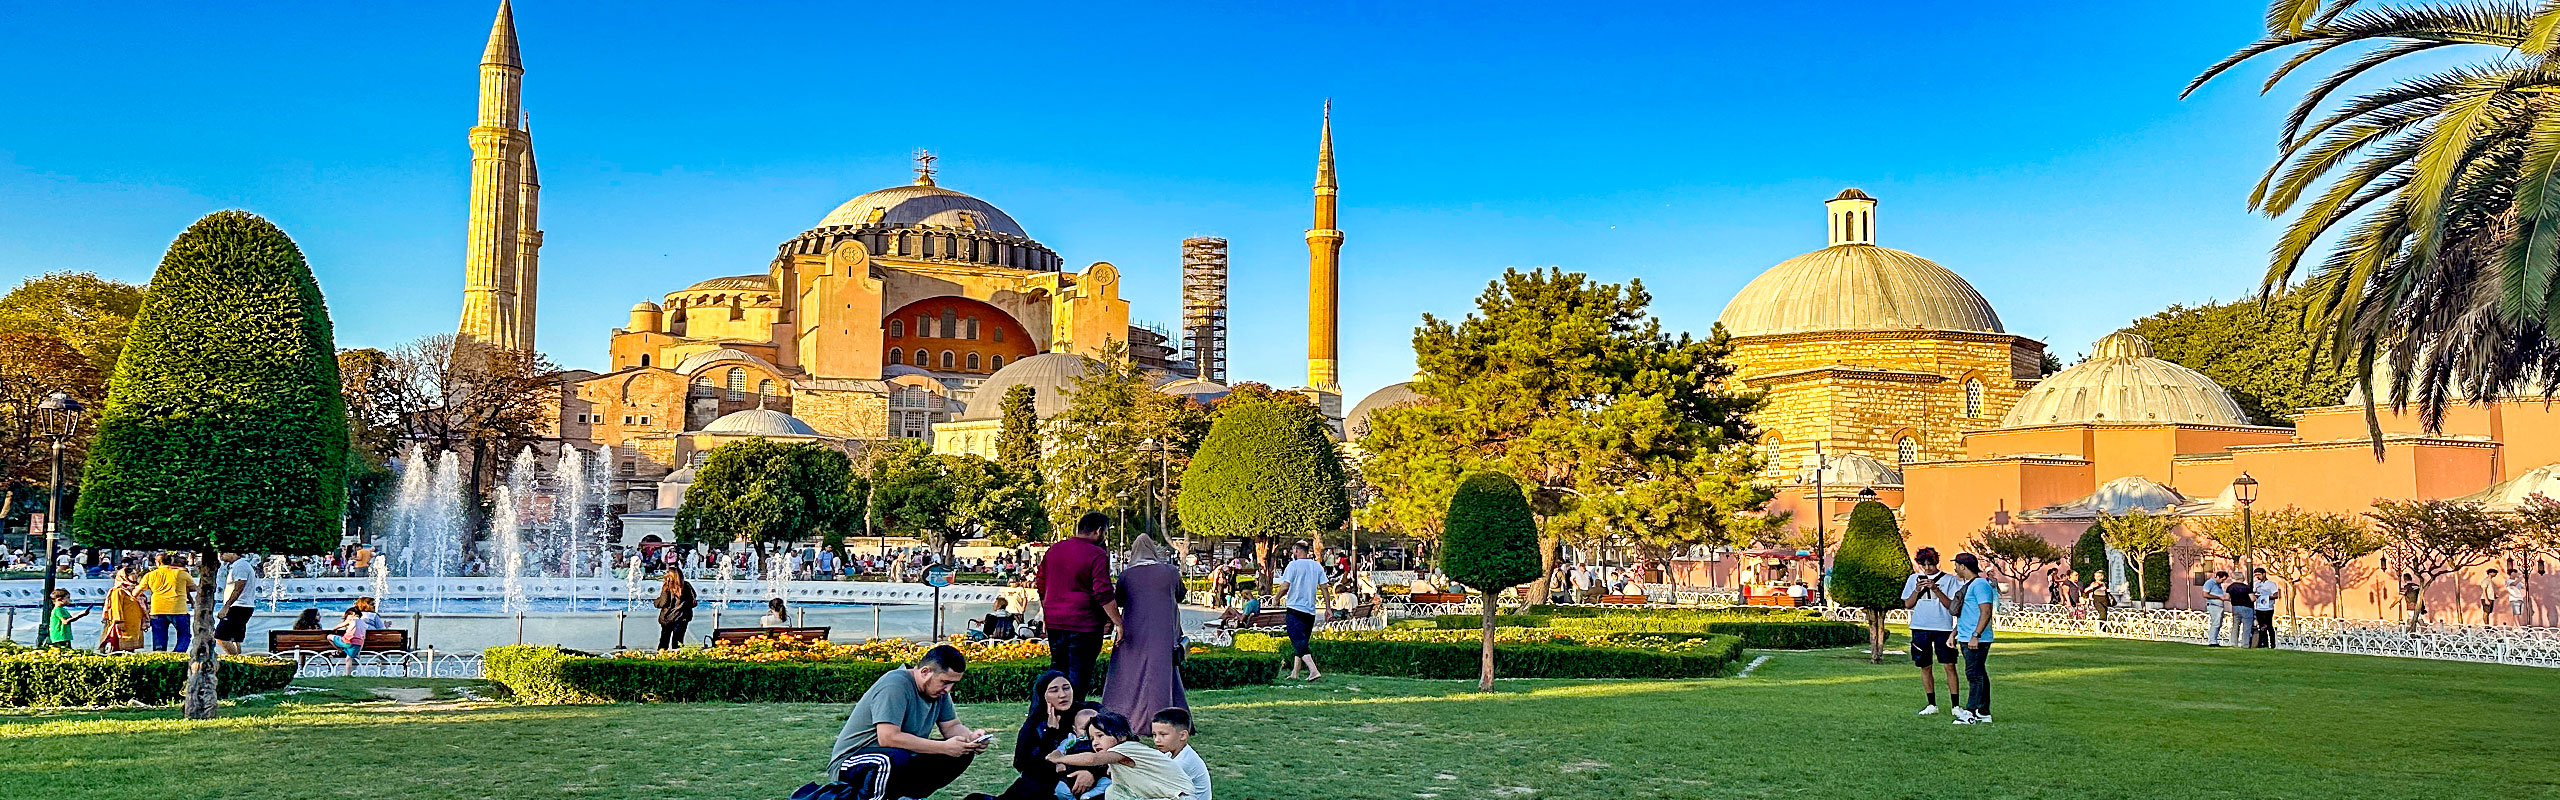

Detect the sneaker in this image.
[1917,704,1940,716]
[1970,715,1992,724]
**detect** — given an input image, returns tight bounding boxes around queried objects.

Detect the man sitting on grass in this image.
[829,645,993,800]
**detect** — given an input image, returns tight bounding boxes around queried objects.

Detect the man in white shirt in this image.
[2509,574,2528,622]
[213,552,261,655]
[1900,547,1963,715]
[2250,568,2281,648]
[2202,571,2231,647]
[1570,563,1594,604]
[1274,541,1328,681]
[1150,707,1213,800]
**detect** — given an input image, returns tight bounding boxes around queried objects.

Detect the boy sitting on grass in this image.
[1045,710,1195,800]
[1150,708,1211,800]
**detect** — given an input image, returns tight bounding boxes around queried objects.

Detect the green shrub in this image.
[484,645,1284,705]
[1234,632,1742,679]
[1183,576,1258,596]
[1431,614,1551,629]
[0,648,294,707]
[1693,620,1864,649]
[2142,549,2171,603]
[2072,523,2109,584]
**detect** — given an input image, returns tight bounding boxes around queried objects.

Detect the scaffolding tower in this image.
[1181,237,1229,384]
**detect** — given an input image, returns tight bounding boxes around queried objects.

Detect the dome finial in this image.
[912,148,937,186]
[1825,189,1876,247]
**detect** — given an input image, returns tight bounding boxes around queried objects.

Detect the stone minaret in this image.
[458,0,533,352]
[512,121,542,349]
[1305,102,1343,395]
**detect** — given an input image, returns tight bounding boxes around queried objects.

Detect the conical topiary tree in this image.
[1828,500,1914,663]
[2071,523,2110,585]
[73,211,347,719]
[1441,470,1543,691]
[1177,400,1348,588]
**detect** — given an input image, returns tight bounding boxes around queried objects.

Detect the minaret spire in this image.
[460,0,530,352]
[513,112,542,352]
[1305,100,1343,397]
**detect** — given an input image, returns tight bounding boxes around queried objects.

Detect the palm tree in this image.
[2190,1,2560,437]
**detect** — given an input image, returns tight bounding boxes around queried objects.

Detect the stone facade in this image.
[1731,329,2042,478]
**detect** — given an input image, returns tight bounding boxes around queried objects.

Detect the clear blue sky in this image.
[0,1,2317,401]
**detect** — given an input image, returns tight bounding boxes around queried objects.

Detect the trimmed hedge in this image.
[1430,614,1552,629]
[1238,632,1742,679]
[1690,620,1865,649]
[0,648,296,707]
[485,645,1283,705]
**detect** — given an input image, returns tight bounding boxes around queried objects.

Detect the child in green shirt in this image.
[45,589,88,649]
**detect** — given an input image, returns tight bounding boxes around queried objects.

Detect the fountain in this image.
[262,553,289,611]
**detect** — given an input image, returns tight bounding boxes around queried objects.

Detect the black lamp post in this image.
[35,391,82,640]
[2231,472,2259,579]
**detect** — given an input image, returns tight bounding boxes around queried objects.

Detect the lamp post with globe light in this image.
[35,392,82,641]
[2232,472,2259,579]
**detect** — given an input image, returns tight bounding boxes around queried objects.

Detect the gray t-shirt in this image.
[1901,571,1956,631]
[829,667,957,768]
[221,556,261,608]
[1281,558,1327,614]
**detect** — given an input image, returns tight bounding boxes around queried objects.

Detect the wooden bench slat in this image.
[266,629,410,653]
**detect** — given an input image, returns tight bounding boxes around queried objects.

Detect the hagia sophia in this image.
[452,3,2548,623]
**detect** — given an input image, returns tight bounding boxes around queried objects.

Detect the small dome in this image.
[2032,476,2189,518]
[814,183,1029,238]
[672,348,777,375]
[2002,332,2248,426]
[1832,187,1875,202]
[631,300,662,312]
[683,274,773,292]
[1718,247,2002,337]
[1346,382,1425,439]
[959,353,1095,421]
[659,467,697,485]
[1156,378,1231,403]
[700,409,821,437]
[1796,452,1903,486]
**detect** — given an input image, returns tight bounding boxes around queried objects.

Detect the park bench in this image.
[1744,593,1807,608]
[709,626,831,647]
[1406,592,1469,605]
[1598,594,1650,605]
[267,628,411,653]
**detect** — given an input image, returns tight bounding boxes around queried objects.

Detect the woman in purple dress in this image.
[1101,535,1187,727]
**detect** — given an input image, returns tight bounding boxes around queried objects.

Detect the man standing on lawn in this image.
[2250,568,2280,648]
[2202,570,2230,647]
[1038,511,1121,700]
[1949,553,1998,725]
[1275,540,1327,681]
[1900,547,1962,716]
[828,645,991,800]
[138,552,194,652]
[2224,572,2258,648]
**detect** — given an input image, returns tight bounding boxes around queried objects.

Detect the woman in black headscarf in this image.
[989,670,1079,800]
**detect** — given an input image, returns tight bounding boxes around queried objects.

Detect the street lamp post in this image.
[1812,443,1827,604]
[1137,438,1167,558]
[35,392,82,642]
[2231,472,2259,579]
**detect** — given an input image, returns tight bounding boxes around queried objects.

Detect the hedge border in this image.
[485,645,1283,705]
[0,649,296,707]
[1237,632,1744,679]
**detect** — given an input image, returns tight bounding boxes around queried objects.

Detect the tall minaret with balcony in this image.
[458,0,536,352]
[1306,102,1344,397]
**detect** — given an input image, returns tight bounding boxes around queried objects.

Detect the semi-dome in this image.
[1346,382,1425,439]
[700,409,822,437]
[1717,191,2003,337]
[2001,332,2249,427]
[959,353,1095,421]
[815,182,1029,238]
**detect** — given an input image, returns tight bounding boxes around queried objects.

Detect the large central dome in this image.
[1717,190,2003,337]
[813,179,1029,238]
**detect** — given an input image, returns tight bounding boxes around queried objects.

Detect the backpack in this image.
[788,781,859,800]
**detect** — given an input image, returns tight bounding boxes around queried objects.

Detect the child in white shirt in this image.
[1046,710,1193,800]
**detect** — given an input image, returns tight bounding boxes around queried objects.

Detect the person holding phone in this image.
[829,645,991,800]
[1899,548,1962,716]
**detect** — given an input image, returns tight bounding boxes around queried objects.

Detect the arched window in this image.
[940,350,956,370]
[967,352,981,371]
[993,327,1004,343]
[966,317,980,340]
[890,319,904,338]
[888,348,903,365]
[757,379,775,398]
[919,315,932,337]
[1963,379,1984,418]
[989,355,1003,370]
[1896,436,1919,464]
[941,309,959,340]
[726,368,747,401]
[1765,436,1782,471]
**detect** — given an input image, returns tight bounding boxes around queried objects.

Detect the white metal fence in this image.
[1821,603,2560,668]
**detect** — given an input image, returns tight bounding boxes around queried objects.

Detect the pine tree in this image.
[1828,500,1913,663]
[73,211,347,719]
[1440,471,1542,690]
[995,383,1040,478]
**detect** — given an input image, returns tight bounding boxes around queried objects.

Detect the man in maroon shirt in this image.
[1038,512,1123,699]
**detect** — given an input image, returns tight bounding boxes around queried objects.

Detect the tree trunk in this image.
[1479,596,1498,692]
[1866,608,1887,664]
[182,549,222,719]
[1527,535,1559,605]
[1254,537,1273,599]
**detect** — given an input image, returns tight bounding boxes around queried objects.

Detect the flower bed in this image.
[0,645,296,707]
[1235,630,1745,680]
[485,638,1283,705]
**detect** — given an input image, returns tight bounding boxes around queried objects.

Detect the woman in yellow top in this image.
[138,553,196,652]
[100,565,146,651]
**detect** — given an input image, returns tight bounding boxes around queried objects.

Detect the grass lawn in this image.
[2,632,2554,799]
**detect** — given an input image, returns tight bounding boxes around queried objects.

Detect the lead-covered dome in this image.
[958,353,1096,421]
[2001,332,2248,427]
[815,182,1029,238]
[700,409,822,437]
[1718,190,2003,337]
